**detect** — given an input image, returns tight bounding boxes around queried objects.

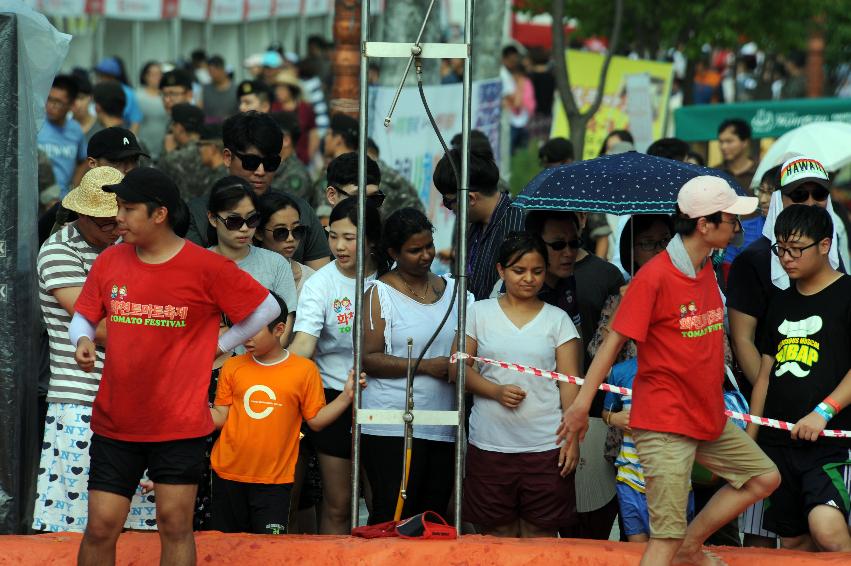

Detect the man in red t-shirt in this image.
[69,167,279,566]
[561,176,780,566]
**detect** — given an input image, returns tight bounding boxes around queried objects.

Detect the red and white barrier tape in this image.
[450,353,851,439]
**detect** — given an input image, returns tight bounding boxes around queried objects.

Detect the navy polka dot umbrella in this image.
[513,151,746,215]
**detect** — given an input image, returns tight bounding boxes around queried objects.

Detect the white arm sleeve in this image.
[69,312,96,346]
[218,293,281,352]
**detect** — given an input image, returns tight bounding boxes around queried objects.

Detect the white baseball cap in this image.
[677,175,758,218]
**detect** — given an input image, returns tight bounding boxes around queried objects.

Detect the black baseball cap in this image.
[159,69,193,90]
[103,167,181,216]
[88,127,150,160]
[237,79,270,99]
[198,123,223,143]
[171,103,205,133]
[329,113,359,136]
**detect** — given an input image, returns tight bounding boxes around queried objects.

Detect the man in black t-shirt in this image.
[750,204,851,552]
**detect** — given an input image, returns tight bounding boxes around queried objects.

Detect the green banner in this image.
[674,98,851,141]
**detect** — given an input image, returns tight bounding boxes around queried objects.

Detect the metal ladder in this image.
[350,0,474,533]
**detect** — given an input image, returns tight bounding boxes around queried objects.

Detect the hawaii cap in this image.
[62,167,123,217]
[102,167,181,217]
[779,156,830,192]
[677,175,758,218]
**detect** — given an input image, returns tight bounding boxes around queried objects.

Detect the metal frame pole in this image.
[453,0,473,534]
[350,0,370,532]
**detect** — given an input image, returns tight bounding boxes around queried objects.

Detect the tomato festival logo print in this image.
[109,284,189,328]
[333,296,354,334]
[677,300,724,339]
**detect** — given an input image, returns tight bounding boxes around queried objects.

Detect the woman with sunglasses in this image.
[361,208,472,524]
[256,193,315,298]
[207,176,298,343]
[290,198,386,534]
[451,232,582,538]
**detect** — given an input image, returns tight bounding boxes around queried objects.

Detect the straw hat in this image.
[62,166,123,217]
[273,71,302,95]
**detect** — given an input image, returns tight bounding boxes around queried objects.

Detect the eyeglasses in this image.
[334,185,386,208]
[215,212,262,231]
[719,217,743,232]
[771,241,819,259]
[543,238,583,251]
[265,225,307,242]
[786,186,830,203]
[634,237,671,252]
[89,217,118,232]
[441,194,457,210]
[230,149,282,173]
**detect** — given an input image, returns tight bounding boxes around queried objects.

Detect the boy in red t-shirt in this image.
[561,176,780,566]
[209,292,362,534]
[70,167,280,566]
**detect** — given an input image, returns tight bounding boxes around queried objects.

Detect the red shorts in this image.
[463,444,576,530]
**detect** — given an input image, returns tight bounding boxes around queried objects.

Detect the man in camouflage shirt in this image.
[313,114,424,214]
[197,123,229,191]
[269,111,312,203]
[157,103,210,200]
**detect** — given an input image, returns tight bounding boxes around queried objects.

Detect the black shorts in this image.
[89,433,208,499]
[761,443,851,538]
[463,445,576,530]
[211,472,293,534]
[304,388,352,459]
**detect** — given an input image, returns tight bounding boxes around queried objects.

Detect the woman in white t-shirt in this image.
[362,208,472,524]
[255,192,316,298]
[452,232,582,538]
[290,198,384,534]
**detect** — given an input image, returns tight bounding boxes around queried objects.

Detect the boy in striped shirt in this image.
[602,358,695,542]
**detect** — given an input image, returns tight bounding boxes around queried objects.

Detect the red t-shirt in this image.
[74,241,269,442]
[612,251,726,440]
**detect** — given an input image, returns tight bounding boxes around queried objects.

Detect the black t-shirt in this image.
[757,274,851,447]
[574,253,625,371]
[529,70,555,116]
[726,236,776,346]
[539,276,582,331]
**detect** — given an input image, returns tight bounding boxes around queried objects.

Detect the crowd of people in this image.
[30,40,851,566]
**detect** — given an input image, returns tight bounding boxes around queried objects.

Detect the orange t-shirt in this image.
[211,352,326,484]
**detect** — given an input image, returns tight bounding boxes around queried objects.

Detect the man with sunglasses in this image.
[433,147,525,300]
[324,152,384,209]
[185,111,330,270]
[313,113,423,213]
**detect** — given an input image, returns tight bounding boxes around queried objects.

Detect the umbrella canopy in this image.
[513,151,744,215]
[750,121,851,188]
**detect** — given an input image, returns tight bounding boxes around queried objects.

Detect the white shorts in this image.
[32,403,158,532]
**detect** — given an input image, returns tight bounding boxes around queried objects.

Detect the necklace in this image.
[397,271,430,301]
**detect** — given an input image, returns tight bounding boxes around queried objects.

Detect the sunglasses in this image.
[334,185,386,208]
[786,186,830,203]
[230,149,282,173]
[215,212,262,231]
[441,194,457,209]
[543,238,583,251]
[265,225,307,242]
[89,217,118,233]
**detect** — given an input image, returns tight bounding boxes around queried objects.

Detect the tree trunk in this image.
[550,0,624,159]
[331,0,361,116]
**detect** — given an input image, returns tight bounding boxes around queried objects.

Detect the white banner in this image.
[302,0,331,16]
[30,0,88,17]
[245,0,273,20]
[178,0,209,21]
[274,0,301,17]
[368,79,503,268]
[208,0,242,23]
[103,0,167,20]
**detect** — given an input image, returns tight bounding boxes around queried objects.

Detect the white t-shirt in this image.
[362,276,473,442]
[294,261,376,391]
[466,298,579,453]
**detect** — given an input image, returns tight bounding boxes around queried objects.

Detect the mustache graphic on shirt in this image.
[775,361,811,378]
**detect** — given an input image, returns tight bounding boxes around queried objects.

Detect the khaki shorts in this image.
[633,421,777,539]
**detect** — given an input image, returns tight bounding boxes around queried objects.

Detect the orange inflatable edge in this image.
[1,532,850,565]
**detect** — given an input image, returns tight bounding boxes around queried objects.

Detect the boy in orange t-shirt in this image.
[210,293,359,534]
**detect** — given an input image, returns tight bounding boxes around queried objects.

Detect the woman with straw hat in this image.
[33,166,158,533]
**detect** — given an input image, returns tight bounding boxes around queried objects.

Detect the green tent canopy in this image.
[674,98,851,141]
